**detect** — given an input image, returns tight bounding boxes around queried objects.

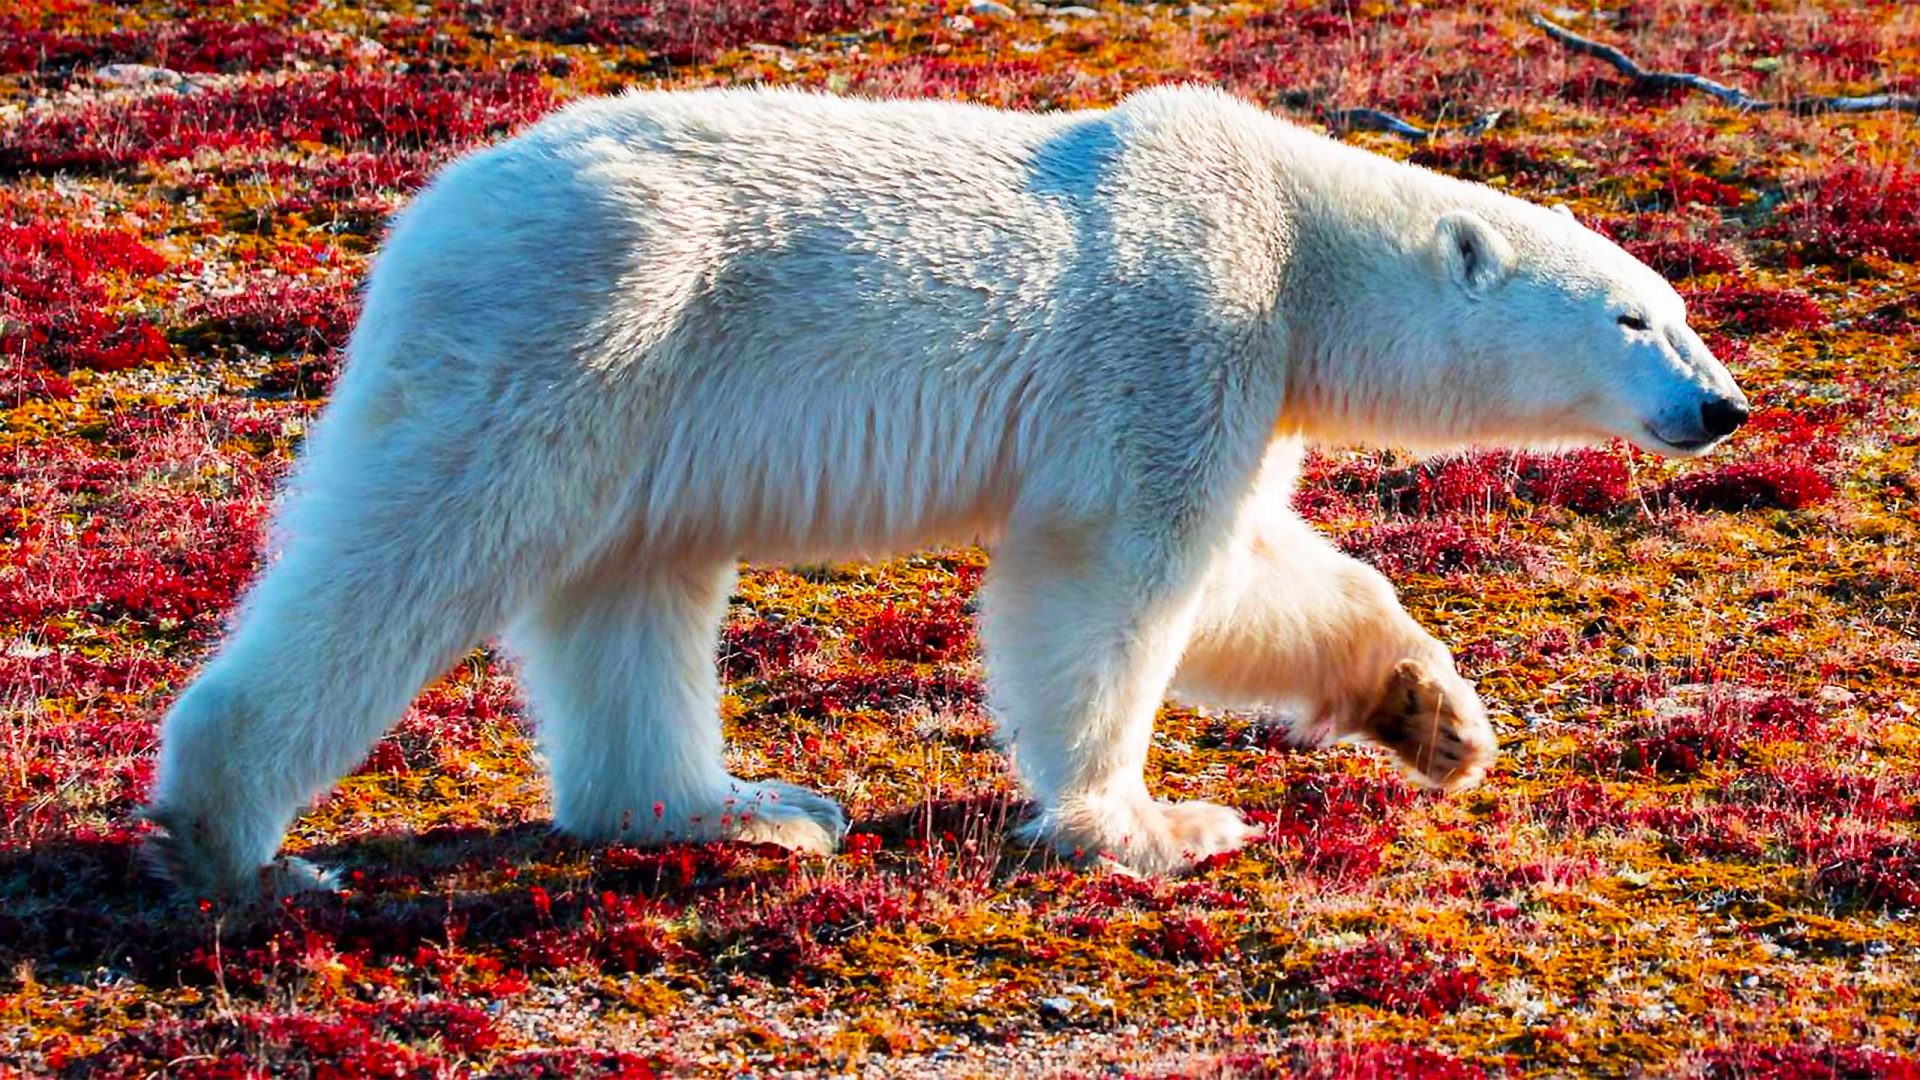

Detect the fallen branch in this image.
[1322,107,1504,142]
[1323,107,1431,140]
[1533,13,1920,116]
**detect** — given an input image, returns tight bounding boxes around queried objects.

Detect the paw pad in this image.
[1364,659,1496,791]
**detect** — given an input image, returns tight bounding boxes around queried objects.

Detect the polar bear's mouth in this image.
[1641,423,1716,456]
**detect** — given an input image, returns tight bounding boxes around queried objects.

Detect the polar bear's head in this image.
[1416,202,1748,457]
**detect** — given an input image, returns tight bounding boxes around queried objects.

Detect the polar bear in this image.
[145,85,1747,894]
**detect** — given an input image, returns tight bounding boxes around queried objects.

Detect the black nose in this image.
[1699,396,1750,439]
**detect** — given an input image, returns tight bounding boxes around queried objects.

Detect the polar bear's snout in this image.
[1644,384,1750,453]
[1652,334,1749,453]
[1698,393,1751,439]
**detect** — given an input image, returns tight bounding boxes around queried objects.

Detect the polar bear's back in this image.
[324,87,1295,559]
[331,92,1105,557]
[353,89,1122,395]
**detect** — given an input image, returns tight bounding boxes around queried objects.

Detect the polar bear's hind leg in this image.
[144,453,546,896]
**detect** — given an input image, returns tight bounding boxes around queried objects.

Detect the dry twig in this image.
[1533,14,1920,116]
[1322,107,1504,142]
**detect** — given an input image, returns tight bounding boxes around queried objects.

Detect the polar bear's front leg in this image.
[510,559,846,852]
[1170,506,1496,791]
[980,523,1256,875]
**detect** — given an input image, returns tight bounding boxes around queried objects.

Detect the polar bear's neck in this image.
[1272,146,1518,454]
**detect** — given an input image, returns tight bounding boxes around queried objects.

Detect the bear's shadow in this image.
[0,794,1034,988]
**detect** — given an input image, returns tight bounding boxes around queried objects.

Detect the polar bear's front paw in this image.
[556,777,847,855]
[1020,793,1257,876]
[726,780,848,855]
[1163,799,1258,861]
[1363,658,1497,792]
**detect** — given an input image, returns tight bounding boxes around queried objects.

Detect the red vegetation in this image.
[1307,937,1487,1019]
[1409,139,1578,186]
[6,0,1919,1072]
[727,881,919,983]
[1696,1042,1920,1080]
[1627,237,1741,279]
[1,221,170,378]
[1769,166,1920,266]
[488,1049,662,1078]
[2,72,554,174]
[853,599,973,663]
[1662,459,1834,512]
[1583,689,1828,777]
[273,151,436,224]
[0,17,329,75]
[1740,764,1919,824]
[1319,448,1633,518]
[1338,521,1531,576]
[462,0,886,65]
[1133,914,1234,964]
[74,1011,441,1079]
[720,617,822,679]
[1684,286,1828,333]
[513,893,685,974]
[1293,1043,1490,1080]
[1532,781,1631,835]
[182,279,359,357]
[761,669,981,718]
[0,443,269,629]
[1256,774,1412,883]
[1801,831,1920,913]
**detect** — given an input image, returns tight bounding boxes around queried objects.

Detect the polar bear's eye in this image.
[1617,314,1650,332]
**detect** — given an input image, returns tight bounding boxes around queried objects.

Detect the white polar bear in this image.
[145,85,1747,894]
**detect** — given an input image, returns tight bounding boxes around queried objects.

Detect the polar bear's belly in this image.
[620,355,1028,563]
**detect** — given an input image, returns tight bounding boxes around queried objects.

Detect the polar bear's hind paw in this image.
[139,807,337,903]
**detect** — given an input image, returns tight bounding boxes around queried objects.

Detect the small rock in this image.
[944,14,976,32]
[1053,5,1100,16]
[970,0,1018,17]
[1039,996,1075,1019]
[1176,4,1214,15]
[1817,685,1855,705]
[93,63,183,87]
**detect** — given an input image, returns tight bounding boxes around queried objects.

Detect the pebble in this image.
[93,63,184,87]
[970,0,1018,16]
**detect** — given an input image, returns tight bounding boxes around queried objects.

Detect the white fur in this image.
[147,86,1743,891]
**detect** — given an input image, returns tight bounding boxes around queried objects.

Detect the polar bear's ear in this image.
[1432,209,1516,299]
[1551,203,1576,220]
